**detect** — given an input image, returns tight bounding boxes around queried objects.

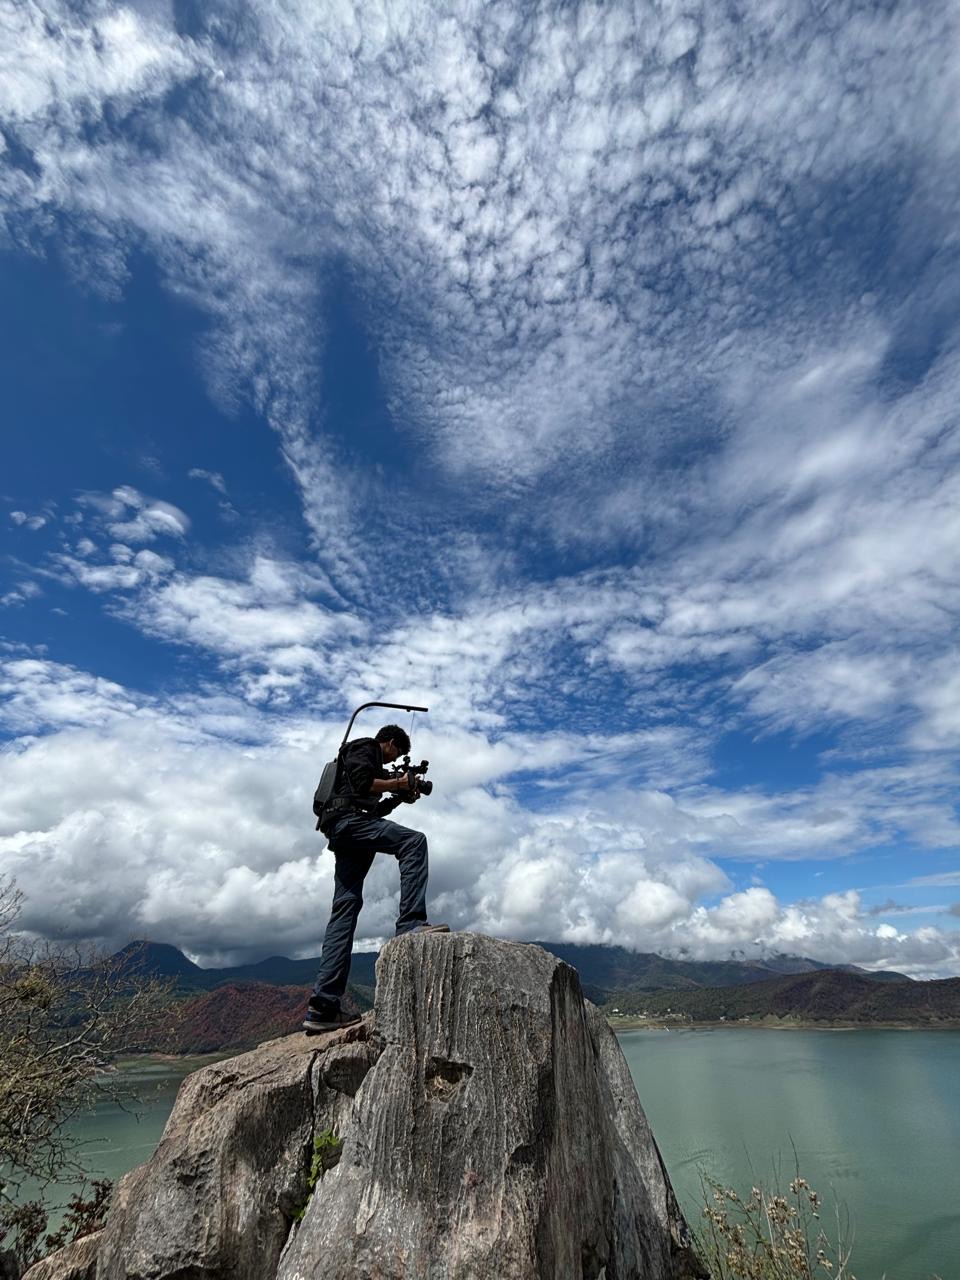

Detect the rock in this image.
[279,933,702,1279]
[36,933,701,1280]
[21,1232,101,1280]
[95,1020,378,1280]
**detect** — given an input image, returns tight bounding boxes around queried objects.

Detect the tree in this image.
[0,877,174,1269]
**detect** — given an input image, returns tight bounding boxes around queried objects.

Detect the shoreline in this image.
[608,1016,960,1032]
[116,1020,960,1064]
[115,1050,235,1066]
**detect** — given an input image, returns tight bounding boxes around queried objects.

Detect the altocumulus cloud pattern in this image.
[1,0,960,974]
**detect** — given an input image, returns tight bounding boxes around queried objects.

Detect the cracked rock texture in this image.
[17,1233,101,1280]
[28,933,702,1280]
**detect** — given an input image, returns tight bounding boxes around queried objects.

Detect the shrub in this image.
[697,1173,855,1280]
[293,1129,344,1222]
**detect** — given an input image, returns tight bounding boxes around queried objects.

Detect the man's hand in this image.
[370,772,411,796]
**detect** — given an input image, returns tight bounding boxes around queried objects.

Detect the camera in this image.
[390,755,433,802]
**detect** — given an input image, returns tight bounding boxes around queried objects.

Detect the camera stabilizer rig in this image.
[313,701,432,829]
[386,755,433,802]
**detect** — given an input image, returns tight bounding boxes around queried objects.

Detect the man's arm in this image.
[370,774,411,795]
[342,740,410,797]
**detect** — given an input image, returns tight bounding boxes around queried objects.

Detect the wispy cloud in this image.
[907,872,960,889]
[6,2,960,564]
[187,468,227,495]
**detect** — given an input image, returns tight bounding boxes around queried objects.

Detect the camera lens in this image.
[418,780,433,796]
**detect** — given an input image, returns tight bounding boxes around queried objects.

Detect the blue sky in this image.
[2,0,959,973]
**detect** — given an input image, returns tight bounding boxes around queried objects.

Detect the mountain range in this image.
[614,969,960,1026]
[113,938,940,1052]
[113,938,908,1006]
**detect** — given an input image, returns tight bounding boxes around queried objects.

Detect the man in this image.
[303,724,449,1033]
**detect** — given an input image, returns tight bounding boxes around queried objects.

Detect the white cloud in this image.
[122,554,367,699]
[0,658,957,976]
[0,658,144,733]
[9,511,47,530]
[74,487,189,543]
[55,545,174,593]
[911,661,960,750]
[732,646,909,732]
[0,4,197,125]
[906,871,960,889]
[187,468,227,494]
[5,0,959,581]
[0,581,42,608]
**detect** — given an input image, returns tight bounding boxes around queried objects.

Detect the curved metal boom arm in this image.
[340,701,429,746]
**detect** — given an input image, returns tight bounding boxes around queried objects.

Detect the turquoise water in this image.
[618,1028,960,1280]
[13,1057,209,1215]
[25,1032,960,1279]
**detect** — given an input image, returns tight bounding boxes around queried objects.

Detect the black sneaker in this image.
[302,1003,362,1034]
[403,923,451,935]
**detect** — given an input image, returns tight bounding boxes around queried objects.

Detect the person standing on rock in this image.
[303,724,449,1033]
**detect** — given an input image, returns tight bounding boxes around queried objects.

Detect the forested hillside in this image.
[613,970,960,1025]
[116,939,905,1003]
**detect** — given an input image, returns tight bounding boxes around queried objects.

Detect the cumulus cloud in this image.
[0,658,144,734]
[0,657,957,976]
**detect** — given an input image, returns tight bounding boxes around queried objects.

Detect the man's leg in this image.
[309,845,376,1009]
[323,815,432,935]
[391,823,430,935]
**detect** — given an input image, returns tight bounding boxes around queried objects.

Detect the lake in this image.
[27,1031,960,1279]
[619,1028,960,1280]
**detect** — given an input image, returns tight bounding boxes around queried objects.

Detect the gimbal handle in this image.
[340,701,429,746]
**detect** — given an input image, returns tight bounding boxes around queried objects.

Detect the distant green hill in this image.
[113,940,204,981]
[114,939,907,1006]
[114,941,948,1051]
[612,970,960,1026]
[525,942,906,997]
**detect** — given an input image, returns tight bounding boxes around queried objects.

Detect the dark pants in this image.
[310,813,429,1009]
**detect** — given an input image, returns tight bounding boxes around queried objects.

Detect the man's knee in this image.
[331,888,363,918]
[404,830,428,862]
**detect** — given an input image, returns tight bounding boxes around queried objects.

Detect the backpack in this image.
[312,751,343,830]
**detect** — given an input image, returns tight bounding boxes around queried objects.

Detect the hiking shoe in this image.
[404,923,451,935]
[302,1004,361,1034]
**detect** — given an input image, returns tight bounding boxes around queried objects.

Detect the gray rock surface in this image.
[34,933,702,1280]
[21,1232,102,1280]
[95,1020,377,1280]
[279,933,702,1279]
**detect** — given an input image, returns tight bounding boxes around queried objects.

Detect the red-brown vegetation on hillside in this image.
[172,982,309,1052]
[161,982,360,1053]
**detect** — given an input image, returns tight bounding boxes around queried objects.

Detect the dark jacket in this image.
[322,737,402,828]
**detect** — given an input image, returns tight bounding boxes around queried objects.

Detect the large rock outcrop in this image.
[28,934,703,1280]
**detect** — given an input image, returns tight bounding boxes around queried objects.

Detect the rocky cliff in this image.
[27,933,703,1280]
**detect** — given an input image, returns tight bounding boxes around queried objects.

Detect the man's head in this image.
[376,724,410,762]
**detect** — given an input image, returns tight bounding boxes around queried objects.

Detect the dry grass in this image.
[697,1173,856,1280]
